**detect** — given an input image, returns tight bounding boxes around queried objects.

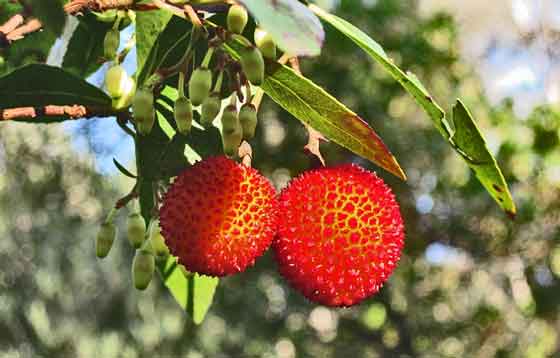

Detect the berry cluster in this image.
[95,3,406,307]
[157,156,405,307]
[104,4,275,157]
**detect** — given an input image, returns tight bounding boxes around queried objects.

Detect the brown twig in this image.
[115,185,139,209]
[1,105,118,121]
[0,15,42,48]
[64,0,135,14]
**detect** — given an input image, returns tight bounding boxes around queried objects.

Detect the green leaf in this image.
[137,16,192,86]
[310,5,451,138]
[310,5,516,214]
[28,0,66,36]
[0,64,111,122]
[113,158,137,179]
[451,100,516,216]
[158,257,219,325]
[62,14,113,78]
[239,0,324,57]
[136,9,173,85]
[261,62,406,180]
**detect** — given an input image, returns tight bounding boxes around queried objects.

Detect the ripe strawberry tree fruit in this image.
[274,164,405,307]
[0,0,515,324]
[159,156,278,276]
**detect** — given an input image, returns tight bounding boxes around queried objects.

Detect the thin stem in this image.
[178,71,186,98]
[213,70,224,93]
[201,47,215,68]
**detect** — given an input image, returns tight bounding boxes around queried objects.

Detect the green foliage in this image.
[28,0,65,36]
[260,61,405,179]
[0,0,533,347]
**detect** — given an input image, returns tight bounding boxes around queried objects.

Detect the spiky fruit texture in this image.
[160,156,278,277]
[274,164,405,307]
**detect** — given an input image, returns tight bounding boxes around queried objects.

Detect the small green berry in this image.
[254,28,276,59]
[221,105,242,157]
[240,47,265,86]
[189,67,212,106]
[103,28,120,60]
[239,103,258,140]
[132,249,155,290]
[227,4,248,34]
[148,219,170,259]
[105,65,130,98]
[221,105,238,134]
[127,212,146,249]
[132,88,155,136]
[95,221,116,258]
[201,93,222,127]
[174,96,193,135]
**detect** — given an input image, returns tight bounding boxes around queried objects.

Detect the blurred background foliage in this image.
[1,0,560,357]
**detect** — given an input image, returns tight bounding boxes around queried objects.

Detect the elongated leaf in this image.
[239,0,324,57]
[311,5,516,214]
[158,257,219,325]
[310,5,450,138]
[262,62,406,180]
[29,0,66,36]
[452,100,516,216]
[137,16,192,86]
[113,158,137,179]
[0,64,111,111]
[136,9,173,85]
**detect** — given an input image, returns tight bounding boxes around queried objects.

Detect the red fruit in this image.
[159,156,278,277]
[274,164,405,307]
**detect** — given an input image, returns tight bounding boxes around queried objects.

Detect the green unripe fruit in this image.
[148,219,170,259]
[95,222,116,258]
[221,105,239,134]
[111,76,135,110]
[221,105,242,156]
[240,47,265,86]
[227,4,248,34]
[239,103,258,140]
[103,28,120,60]
[254,28,276,59]
[174,96,193,135]
[105,65,130,98]
[132,249,155,290]
[127,212,146,249]
[201,93,221,127]
[222,123,243,157]
[133,88,155,136]
[0,56,5,69]
[189,67,212,106]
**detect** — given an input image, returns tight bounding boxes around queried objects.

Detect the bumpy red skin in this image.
[160,156,278,277]
[274,164,405,307]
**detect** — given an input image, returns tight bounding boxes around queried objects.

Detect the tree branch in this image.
[1,105,119,121]
[0,14,41,48]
